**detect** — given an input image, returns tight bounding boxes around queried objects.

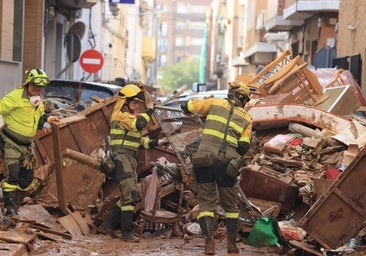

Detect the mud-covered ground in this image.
[30,233,281,256]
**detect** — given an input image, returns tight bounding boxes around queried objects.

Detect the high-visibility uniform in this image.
[0,87,45,193]
[109,103,155,212]
[0,87,48,217]
[185,97,252,220]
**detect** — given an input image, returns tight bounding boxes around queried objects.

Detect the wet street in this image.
[31,233,280,256]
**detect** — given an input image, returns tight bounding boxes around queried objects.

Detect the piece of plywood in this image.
[299,148,366,249]
[0,243,27,256]
[0,230,35,244]
[70,211,90,235]
[58,214,83,238]
[18,204,66,233]
[317,85,359,115]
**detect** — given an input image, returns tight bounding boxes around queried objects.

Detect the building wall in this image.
[23,0,44,76]
[246,0,267,49]
[0,0,23,96]
[284,0,295,8]
[338,0,366,91]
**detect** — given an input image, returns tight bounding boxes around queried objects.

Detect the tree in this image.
[158,59,200,91]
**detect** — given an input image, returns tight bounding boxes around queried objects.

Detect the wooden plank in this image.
[57,214,83,238]
[29,224,72,240]
[289,240,322,256]
[18,204,66,232]
[0,243,28,256]
[51,123,66,212]
[70,211,90,235]
[0,230,35,244]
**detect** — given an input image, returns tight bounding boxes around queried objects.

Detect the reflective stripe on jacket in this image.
[187,98,252,158]
[110,110,151,153]
[0,88,44,138]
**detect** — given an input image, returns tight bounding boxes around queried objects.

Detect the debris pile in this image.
[1,51,366,255]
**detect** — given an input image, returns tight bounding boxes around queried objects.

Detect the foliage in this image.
[158,59,200,91]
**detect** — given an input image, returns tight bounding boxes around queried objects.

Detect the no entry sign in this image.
[80,49,104,73]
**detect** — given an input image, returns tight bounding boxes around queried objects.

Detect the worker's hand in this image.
[47,116,60,124]
[146,102,155,110]
[158,137,169,146]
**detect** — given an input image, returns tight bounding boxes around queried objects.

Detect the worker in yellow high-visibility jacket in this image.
[181,81,253,255]
[108,83,167,242]
[0,69,59,219]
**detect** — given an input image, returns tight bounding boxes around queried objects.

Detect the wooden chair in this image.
[135,166,182,236]
[249,51,324,105]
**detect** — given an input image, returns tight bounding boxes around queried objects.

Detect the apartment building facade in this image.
[0,0,138,96]
[207,0,341,89]
[155,0,211,69]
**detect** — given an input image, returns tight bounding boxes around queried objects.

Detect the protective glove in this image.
[158,137,169,146]
[146,102,155,110]
[47,116,60,124]
[146,102,156,116]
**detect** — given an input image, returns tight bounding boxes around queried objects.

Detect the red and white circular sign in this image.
[80,49,104,73]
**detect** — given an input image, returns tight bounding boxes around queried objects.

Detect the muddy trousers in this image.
[120,210,140,242]
[3,163,32,217]
[198,216,215,255]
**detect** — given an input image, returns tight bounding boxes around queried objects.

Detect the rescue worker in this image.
[108,83,166,242]
[0,68,59,218]
[180,81,252,255]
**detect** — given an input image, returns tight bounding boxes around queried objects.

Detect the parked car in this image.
[42,79,121,117]
[160,89,229,109]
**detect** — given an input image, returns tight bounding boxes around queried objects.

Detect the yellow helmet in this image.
[24,68,49,87]
[118,83,145,101]
[228,81,251,99]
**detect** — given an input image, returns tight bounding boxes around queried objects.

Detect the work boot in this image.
[3,191,19,218]
[198,216,215,255]
[226,218,239,254]
[110,204,122,238]
[16,191,25,208]
[121,210,140,242]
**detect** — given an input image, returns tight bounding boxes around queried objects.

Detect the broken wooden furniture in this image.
[299,148,366,249]
[135,165,183,236]
[248,49,293,96]
[248,49,324,105]
[239,165,299,212]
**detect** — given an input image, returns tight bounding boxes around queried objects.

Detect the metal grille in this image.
[154,105,203,177]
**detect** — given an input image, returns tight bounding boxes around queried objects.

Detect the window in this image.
[190,22,205,30]
[0,0,23,62]
[159,55,166,66]
[158,38,167,52]
[159,22,168,36]
[177,4,189,14]
[175,38,185,47]
[192,5,204,13]
[176,22,187,30]
[191,38,203,46]
[156,4,167,12]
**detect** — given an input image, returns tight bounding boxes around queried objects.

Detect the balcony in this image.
[283,0,339,20]
[56,0,98,9]
[266,14,303,31]
[242,42,277,65]
[142,36,156,61]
